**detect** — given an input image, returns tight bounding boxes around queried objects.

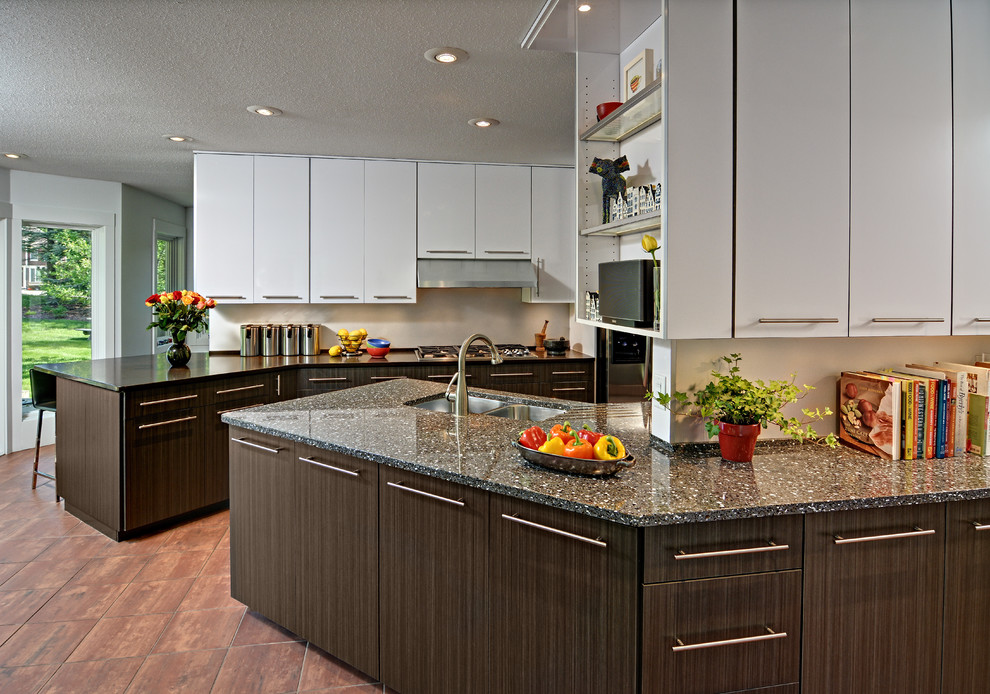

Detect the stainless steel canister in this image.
[300,324,321,356]
[239,324,260,357]
[281,324,300,356]
[261,324,280,356]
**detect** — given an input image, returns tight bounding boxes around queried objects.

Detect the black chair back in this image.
[29,369,57,412]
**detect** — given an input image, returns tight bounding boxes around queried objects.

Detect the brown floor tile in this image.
[0,557,87,591]
[216,528,230,548]
[132,550,211,583]
[153,606,244,653]
[0,620,96,666]
[29,583,126,623]
[177,573,243,611]
[61,520,103,537]
[196,508,230,527]
[0,624,18,646]
[0,562,26,586]
[299,644,380,691]
[0,663,60,693]
[0,537,56,563]
[105,578,194,618]
[39,656,143,694]
[212,641,307,694]
[0,588,57,625]
[158,523,227,553]
[66,613,170,662]
[200,546,230,576]
[125,648,226,693]
[0,500,64,521]
[1,514,79,541]
[306,686,383,694]
[32,536,112,564]
[97,531,169,557]
[232,610,304,647]
[65,555,149,588]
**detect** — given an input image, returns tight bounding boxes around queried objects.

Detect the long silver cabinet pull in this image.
[310,377,348,382]
[426,249,471,254]
[675,540,788,560]
[276,374,281,397]
[216,403,264,416]
[320,295,359,299]
[140,394,198,407]
[871,317,945,323]
[552,370,587,376]
[833,526,935,544]
[370,376,407,381]
[501,513,607,548]
[211,295,247,300]
[386,481,465,506]
[972,522,990,531]
[232,438,283,454]
[427,374,470,380]
[673,627,786,652]
[137,415,197,430]
[758,318,839,324]
[299,456,360,477]
[974,318,990,323]
[491,372,535,378]
[262,295,302,300]
[215,384,265,395]
[373,295,412,300]
[484,250,527,255]
[553,387,586,392]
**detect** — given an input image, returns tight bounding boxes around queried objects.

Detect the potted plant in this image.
[648,353,838,462]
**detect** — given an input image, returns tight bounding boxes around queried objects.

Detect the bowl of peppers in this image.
[515,422,634,476]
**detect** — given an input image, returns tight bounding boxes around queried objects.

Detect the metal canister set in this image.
[240,324,321,357]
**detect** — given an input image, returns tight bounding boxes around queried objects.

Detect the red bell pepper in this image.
[518,425,547,450]
[562,438,594,459]
[576,425,604,446]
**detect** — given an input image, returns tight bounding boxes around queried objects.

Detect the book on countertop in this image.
[838,372,902,460]
[896,366,950,458]
[863,371,915,460]
[906,363,968,457]
[969,394,990,455]
[935,362,990,396]
[881,370,934,459]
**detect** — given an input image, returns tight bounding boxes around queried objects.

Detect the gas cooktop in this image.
[415,344,532,361]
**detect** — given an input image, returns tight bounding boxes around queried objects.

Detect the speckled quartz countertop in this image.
[222,378,990,527]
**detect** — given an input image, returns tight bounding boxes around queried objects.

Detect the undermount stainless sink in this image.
[410,395,567,422]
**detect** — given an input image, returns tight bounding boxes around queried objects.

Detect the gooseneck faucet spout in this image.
[454,333,503,416]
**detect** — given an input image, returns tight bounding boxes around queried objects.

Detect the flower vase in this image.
[167,339,191,367]
[652,265,661,332]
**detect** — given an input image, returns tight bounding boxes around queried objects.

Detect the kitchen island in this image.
[223,379,990,694]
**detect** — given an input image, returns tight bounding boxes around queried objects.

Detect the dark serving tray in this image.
[512,441,636,477]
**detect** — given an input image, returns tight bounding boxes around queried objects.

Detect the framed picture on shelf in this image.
[623,49,653,101]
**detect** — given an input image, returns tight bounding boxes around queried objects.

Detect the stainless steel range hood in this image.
[417,258,537,288]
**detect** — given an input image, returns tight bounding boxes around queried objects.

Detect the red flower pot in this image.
[717,421,761,463]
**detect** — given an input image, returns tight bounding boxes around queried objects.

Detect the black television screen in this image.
[598,259,655,328]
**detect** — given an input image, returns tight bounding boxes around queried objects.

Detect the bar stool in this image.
[29,368,59,501]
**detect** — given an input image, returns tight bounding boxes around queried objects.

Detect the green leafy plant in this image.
[648,353,838,447]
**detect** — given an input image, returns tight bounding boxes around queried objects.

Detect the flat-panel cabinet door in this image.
[254,156,309,303]
[311,158,365,303]
[417,162,475,258]
[951,0,990,335]
[848,0,952,336]
[365,160,416,303]
[734,0,849,338]
[524,167,575,303]
[476,165,531,259]
[193,153,254,303]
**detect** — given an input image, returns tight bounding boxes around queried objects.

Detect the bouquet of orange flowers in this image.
[145,290,216,343]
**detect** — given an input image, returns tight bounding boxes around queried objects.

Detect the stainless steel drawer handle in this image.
[373,295,412,300]
[484,250,526,255]
[386,481,464,507]
[261,295,302,300]
[758,318,839,324]
[673,627,786,652]
[370,376,407,381]
[299,456,360,477]
[974,319,990,323]
[552,371,586,376]
[216,403,264,416]
[320,295,358,299]
[427,374,471,380]
[310,377,348,382]
[216,384,265,395]
[674,540,788,560]
[871,317,945,323]
[211,295,247,300]
[491,372,535,378]
[833,526,935,544]
[426,250,471,254]
[553,387,586,392]
[139,394,198,407]
[137,415,197,430]
[232,438,282,454]
[501,513,607,548]
[972,522,990,531]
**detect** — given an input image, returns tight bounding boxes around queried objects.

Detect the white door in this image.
[476,165,531,259]
[311,158,365,303]
[417,162,475,258]
[254,156,310,303]
[364,161,416,303]
[524,167,576,303]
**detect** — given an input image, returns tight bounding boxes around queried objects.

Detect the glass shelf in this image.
[576,318,663,339]
[579,209,661,237]
[579,79,663,143]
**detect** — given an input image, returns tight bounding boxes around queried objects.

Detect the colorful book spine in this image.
[968,394,990,455]
[935,379,947,459]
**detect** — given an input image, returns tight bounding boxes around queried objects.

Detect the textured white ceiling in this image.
[0,0,576,206]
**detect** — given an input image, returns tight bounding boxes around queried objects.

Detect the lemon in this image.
[328,345,342,356]
[336,328,348,337]
[358,328,368,336]
[348,329,361,338]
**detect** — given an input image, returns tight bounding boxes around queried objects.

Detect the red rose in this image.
[172,290,182,300]
[145,294,159,305]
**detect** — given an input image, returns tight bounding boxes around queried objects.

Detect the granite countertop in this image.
[34,348,592,391]
[221,378,990,527]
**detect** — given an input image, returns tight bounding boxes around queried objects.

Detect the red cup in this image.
[596,101,622,121]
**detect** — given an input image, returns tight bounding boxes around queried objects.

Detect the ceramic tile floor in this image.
[0,446,398,694]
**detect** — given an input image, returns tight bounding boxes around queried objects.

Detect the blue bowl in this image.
[367,338,391,348]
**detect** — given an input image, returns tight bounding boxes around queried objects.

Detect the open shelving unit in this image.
[579,209,661,237]
[579,79,663,143]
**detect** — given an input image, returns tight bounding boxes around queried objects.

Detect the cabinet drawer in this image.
[210,374,273,406]
[125,383,208,418]
[297,368,367,393]
[642,571,801,694]
[644,515,803,583]
[546,362,594,381]
[543,381,593,402]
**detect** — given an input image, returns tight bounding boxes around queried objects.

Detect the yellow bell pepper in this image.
[538,436,567,456]
[593,435,626,461]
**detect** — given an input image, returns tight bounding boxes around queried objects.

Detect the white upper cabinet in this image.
[524,167,575,303]
[476,165,532,259]
[364,160,417,303]
[848,0,952,336]
[951,0,990,335]
[253,156,309,303]
[193,153,254,303]
[417,163,475,258]
[734,0,849,338]
[311,158,365,303]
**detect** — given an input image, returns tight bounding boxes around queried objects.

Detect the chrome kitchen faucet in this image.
[448,333,503,416]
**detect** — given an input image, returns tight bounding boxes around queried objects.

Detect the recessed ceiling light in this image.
[578,3,592,11]
[247,106,283,117]
[163,135,194,143]
[469,118,499,128]
[424,46,469,64]
[3,153,27,159]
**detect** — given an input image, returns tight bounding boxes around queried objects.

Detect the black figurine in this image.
[589,156,630,224]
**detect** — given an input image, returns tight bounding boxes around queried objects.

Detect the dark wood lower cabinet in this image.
[802,503,945,694]
[379,467,489,694]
